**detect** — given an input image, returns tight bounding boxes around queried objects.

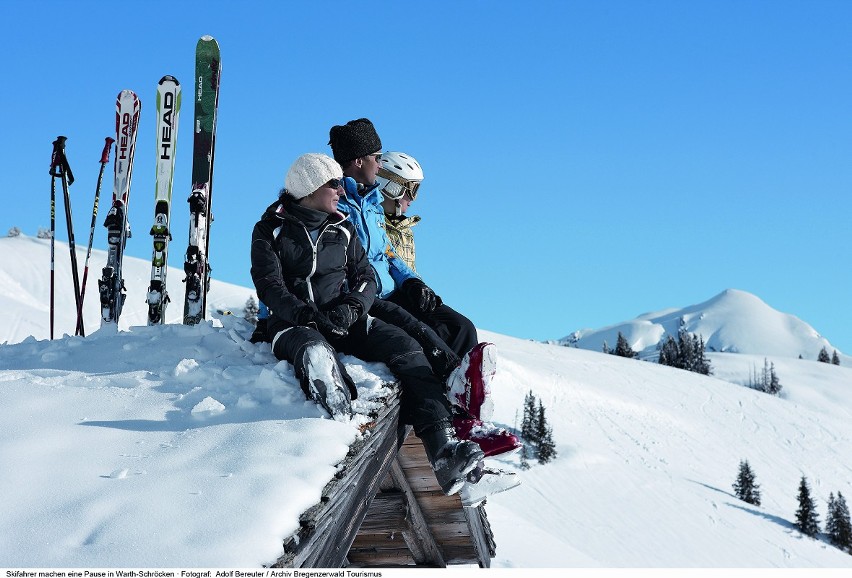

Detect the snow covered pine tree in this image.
[732,459,761,506]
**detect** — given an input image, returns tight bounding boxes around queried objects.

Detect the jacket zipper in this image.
[301,220,338,304]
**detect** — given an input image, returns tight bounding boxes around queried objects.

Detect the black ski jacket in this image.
[250,199,377,337]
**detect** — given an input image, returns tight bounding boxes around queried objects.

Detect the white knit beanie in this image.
[284,153,343,200]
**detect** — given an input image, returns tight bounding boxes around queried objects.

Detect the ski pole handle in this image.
[100,136,115,164]
[50,136,68,177]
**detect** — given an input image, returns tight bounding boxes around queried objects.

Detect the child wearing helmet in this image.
[375,151,423,272]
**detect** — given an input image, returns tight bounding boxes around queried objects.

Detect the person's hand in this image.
[327,304,359,329]
[404,278,439,313]
[311,310,349,339]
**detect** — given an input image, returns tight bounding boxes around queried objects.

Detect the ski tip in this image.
[200,35,216,42]
[158,75,180,85]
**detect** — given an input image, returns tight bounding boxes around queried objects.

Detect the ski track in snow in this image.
[480,332,852,567]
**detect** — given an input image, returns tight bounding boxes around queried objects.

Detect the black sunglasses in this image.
[326,178,343,189]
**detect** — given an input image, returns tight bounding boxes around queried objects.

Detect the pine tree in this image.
[768,361,782,395]
[7,226,21,237]
[537,424,557,464]
[534,401,557,464]
[659,336,679,368]
[832,350,841,366]
[521,391,538,444]
[827,491,852,552]
[658,331,712,375]
[838,492,852,552]
[614,332,638,359]
[519,444,531,471]
[534,400,546,449]
[827,493,838,543]
[748,359,781,395]
[694,335,713,375]
[601,340,610,355]
[795,475,821,537]
[732,459,761,506]
[244,295,260,324]
[678,329,694,371]
[761,359,771,392]
[818,347,831,363]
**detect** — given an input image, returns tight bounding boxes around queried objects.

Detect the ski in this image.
[147,76,182,325]
[183,35,221,325]
[460,465,520,508]
[99,90,141,327]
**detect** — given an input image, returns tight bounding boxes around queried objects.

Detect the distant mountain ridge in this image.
[561,289,842,362]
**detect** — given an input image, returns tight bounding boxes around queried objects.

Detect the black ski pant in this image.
[386,290,478,359]
[369,299,461,381]
[271,317,453,429]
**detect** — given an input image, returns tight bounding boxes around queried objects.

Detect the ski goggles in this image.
[377,168,421,201]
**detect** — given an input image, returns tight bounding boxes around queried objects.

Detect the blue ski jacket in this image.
[337,176,419,298]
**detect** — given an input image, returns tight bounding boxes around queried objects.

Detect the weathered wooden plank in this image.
[430,522,477,541]
[346,548,417,567]
[295,423,401,567]
[357,492,408,534]
[297,396,400,528]
[272,388,403,568]
[387,458,446,567]
[440,546,483,566]
[351,532,408,547]
[273,381,496,568]
[392,429,486,566]
[463,504,495,567]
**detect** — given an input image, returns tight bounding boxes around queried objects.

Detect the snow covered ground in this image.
[1,235,851,567]
[0,234,256,344]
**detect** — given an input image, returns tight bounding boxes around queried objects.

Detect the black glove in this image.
[403,278,439,314]
[327,303,360,329]
[295,302,319,326]
[311,310,349,339]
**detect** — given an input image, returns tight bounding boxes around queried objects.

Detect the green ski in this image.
[183,35,221,325]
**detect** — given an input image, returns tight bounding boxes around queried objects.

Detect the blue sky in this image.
[3,0,851,354]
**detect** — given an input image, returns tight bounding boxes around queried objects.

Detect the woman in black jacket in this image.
[250,153,483,495]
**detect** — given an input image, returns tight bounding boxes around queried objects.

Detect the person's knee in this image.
[271,326,325,361]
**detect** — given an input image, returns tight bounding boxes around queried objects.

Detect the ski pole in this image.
[52,136,85,336]
[49,139,62,340]
[79,137,115,332]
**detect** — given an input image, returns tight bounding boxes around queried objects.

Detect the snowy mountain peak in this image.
[563,288,839,361]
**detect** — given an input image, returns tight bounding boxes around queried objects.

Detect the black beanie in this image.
[328,118,382,165]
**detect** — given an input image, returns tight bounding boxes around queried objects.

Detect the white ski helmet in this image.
[376,151,424,203]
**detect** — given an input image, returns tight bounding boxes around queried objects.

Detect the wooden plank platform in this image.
[272,384,495,568]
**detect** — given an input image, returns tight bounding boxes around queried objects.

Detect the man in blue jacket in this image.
[328,118,478,358]
[328,119,522,460]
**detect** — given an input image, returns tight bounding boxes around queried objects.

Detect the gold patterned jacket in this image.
[383,214,421,272]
